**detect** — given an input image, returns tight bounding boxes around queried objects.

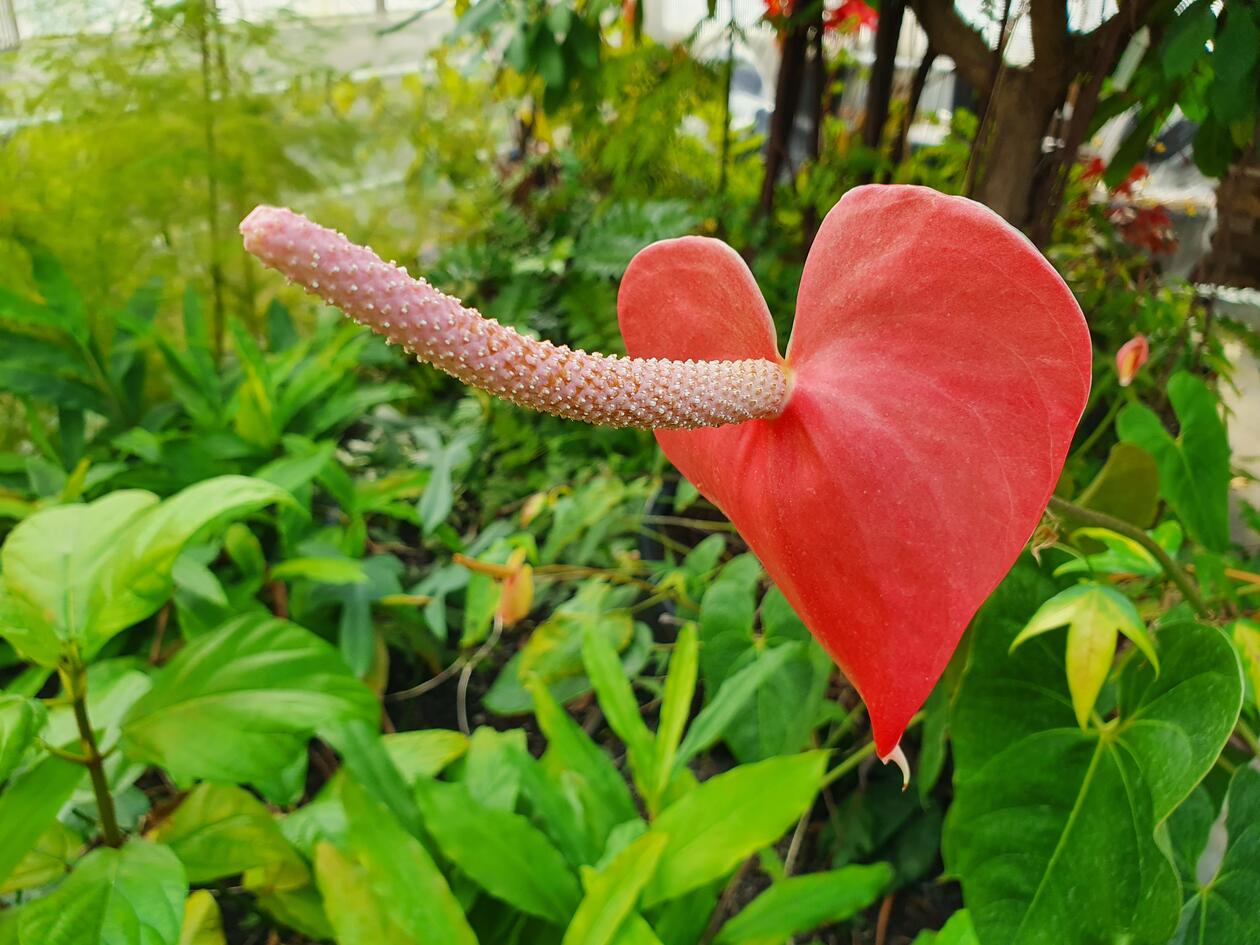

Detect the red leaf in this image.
[618,185,1091,756]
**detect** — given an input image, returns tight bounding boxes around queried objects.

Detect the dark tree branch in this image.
[908,0,996,92]
[1030,0,1069,79]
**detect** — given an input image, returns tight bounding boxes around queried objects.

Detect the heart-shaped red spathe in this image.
[618,185,1092,757]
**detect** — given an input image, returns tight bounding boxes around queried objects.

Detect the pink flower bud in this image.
[1115,334,1149,387]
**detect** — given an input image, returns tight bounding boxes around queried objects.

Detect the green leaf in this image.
[563,833,669,945]
[327,775,478,945]
[0,694,46,784]
[0,478,288,666]
[1171,766,1260,944]
[910,910,980,945]
[713,863,893,944]
[1117,373,1231,551]
[0,491,156,665]
[1162,0,1215,80]
[149,783,303,884]
[945,568,1243,945]
[381,729,469,783]
[581,614,655,792]
[1,820,80,894]
[1075,442,1159,527]
[271,556,368,585]
[676,642,801,767]
[530,679,638,846]
[178,890,226,945]
[642,751,829,907]
[649,623,697,811]
[89,476,292,650]
[1054,522,1181,578]
[121,615,375,800]
[0,755,84,887]
[18,839,186,945]
[1010,582,1157,728]
[415,777,581,923]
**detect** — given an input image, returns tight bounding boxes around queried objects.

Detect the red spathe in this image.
[618,185,1092,757]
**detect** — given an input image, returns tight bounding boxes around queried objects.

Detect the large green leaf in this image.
[89,476,292,649]
[415,777,581,923]
[648,623,697,811]
[1116,373,1231,551]
[149,783,303,884]
[642,751,829,907]
[1171,766,1260,944]
[944,568,1243,945]
[0,755,84,886]
[325,775,478,945]
[713,863,892,944]
[121,615,376,799]
[18,839,186,945]
[581,614,655,793]
[562,833,668,945]
[0,491,156,665]
[0,477,288,665]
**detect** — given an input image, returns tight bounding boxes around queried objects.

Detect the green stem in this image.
[61,666,123,848]
[823,740,877,788]
[1047,496,1210,618]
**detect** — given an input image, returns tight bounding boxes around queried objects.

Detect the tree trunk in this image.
[862,0,907,167]
[970,72,1061,227]
[891,42,937,166]
[759,18,812,218]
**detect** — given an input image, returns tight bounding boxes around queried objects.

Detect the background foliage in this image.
[1,1,1257,944]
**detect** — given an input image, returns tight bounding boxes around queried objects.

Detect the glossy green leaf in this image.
[1161,0,1215,79]
[122,615,375,800]
[148,783,302,884]
[945,567,1243,945]
[333,775,478,945]
[649,623,697,811]
[562,833,668,945]
[642,751,828,907]
[315,842,416,945]
[1010,582,1157,728]
[415,777,581,923]
[714,863,892,944]
[19,839,186,945]
[177,891,226,945]
[1116,373,1231,551]
[0,755,84,886]
[0,694,46,784]
[1171,766,1260,944]
[270,556,367,584]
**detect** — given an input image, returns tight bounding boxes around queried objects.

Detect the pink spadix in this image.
[241,185,1092,763]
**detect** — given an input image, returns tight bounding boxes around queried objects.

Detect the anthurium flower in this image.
[241,185,1091,764]
[1115,334,1149,387]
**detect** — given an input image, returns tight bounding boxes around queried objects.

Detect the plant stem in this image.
[1069,392,1123,462]
[1046,496,1210,618]
[1237,719,1260,756]
[61,666,123,848]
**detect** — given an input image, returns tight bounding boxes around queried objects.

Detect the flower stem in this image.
[61,665,123,848]
[1046,496,1210,618]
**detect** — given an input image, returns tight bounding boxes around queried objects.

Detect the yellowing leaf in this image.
[1232,618,1260,707]
[1011,583,1157,728]
[179,890,226,945]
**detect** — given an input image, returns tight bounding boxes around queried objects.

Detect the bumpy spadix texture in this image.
[620,186,1092,757]
[240,207,789,429]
